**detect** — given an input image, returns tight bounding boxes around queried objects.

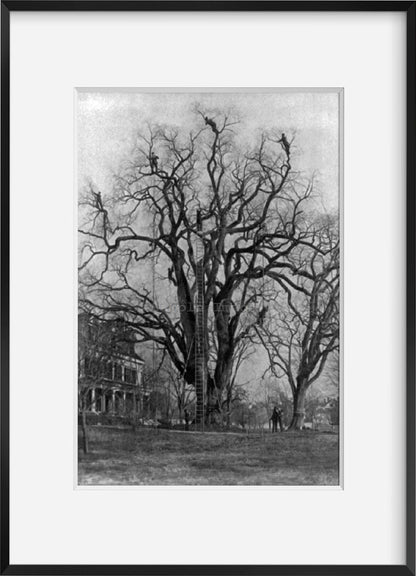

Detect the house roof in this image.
[78,312,144,363]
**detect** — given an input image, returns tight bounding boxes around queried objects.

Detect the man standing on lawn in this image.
[271,406,283,432]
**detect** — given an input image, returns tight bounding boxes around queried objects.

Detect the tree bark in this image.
[288,382,308,430]
[81,409,89,454]
[177,402,183,425]
[225,396,231,429]
[205,376,217,424]
[205,351,234,425]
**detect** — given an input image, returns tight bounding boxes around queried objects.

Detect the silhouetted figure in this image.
[150,152,159,172]
[204,116,218,134]
[184,409,190,431]
[270,406,283,432]
[279,133,290,155]
[286,221,295,238]
[196,209,202,230]
[93,190,102,207]
[257,306,268,326]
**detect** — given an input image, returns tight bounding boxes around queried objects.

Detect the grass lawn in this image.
[78,426,339,486]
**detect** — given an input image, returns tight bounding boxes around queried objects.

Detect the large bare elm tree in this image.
[78,111,338,425]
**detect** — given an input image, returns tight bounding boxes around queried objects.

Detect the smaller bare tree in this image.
[258,216,339,429]
[162,360,195,424]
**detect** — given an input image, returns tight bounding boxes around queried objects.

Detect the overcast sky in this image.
[77,89,340,211]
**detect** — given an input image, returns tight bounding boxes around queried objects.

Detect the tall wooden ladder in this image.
[194,210,205,430]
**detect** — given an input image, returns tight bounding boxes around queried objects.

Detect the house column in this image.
[123,391,127,413]
[138,389,142,416]
[112,390,116,413]
[91,388,96,412]
[101,388,106,413]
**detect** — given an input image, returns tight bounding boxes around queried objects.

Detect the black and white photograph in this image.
[77,90,341,486]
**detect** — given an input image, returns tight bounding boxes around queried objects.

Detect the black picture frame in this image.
[1,2,415,575]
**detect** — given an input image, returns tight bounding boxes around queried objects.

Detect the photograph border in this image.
[1,2,415,575]
[74,85,344,491]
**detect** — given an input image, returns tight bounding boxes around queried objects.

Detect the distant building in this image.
[78,313,145,417]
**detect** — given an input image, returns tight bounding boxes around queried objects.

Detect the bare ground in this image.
[78,426,339,486]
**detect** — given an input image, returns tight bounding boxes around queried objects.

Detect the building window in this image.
[104,362,112,380]
[125,367,137,384]
[114,363,122,381]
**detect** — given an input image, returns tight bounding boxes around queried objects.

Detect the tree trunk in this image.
[288,382,308,430]
[81,409,89,454]
[225,396,231,429]
[206,357,234,426]
[206,342,234,424]
[177,402,183,425]
[205,376,218,425]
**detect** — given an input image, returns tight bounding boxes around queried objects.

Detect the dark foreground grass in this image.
[78,426,339,486]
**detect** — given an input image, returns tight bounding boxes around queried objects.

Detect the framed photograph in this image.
[1,2,414,575]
